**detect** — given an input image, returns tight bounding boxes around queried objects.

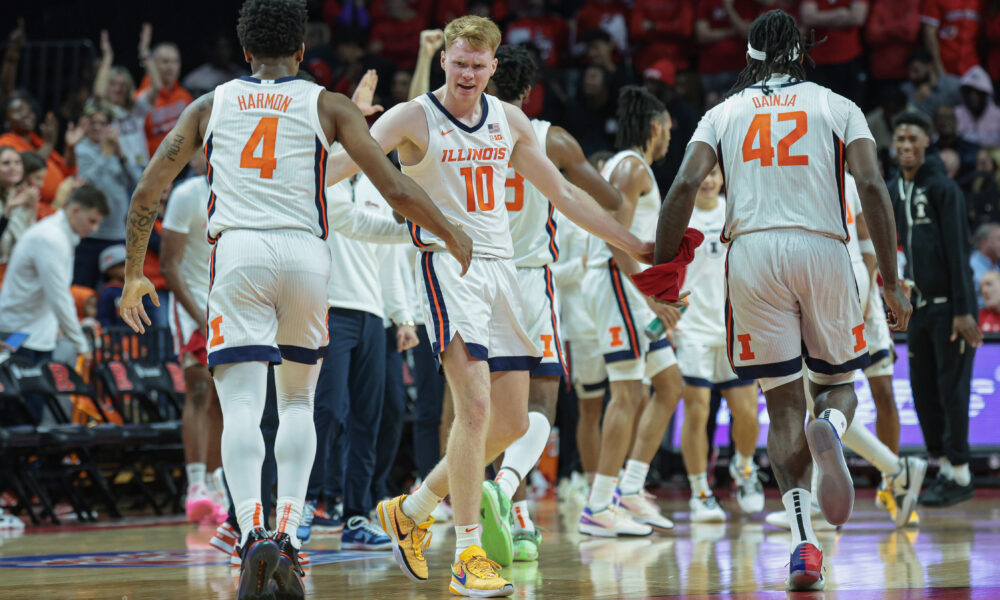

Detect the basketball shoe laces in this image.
[465,553,503,578]
[410,519,434,559]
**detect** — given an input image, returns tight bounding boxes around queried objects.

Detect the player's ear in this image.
[243,48,253,65]
[490,57,498,76]
[296,43,305,63]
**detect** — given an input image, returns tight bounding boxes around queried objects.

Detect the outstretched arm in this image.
[845,138,911,331]
[545,125,622,211]
[326,93,472,273]
[120,93,211,332]
[507,105,651,263]
[654,141,717,264]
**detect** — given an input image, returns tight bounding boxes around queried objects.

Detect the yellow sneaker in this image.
[377,495,433,581]
[449,545,514,597]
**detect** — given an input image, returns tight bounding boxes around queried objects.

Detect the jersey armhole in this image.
[820,88,844,143]
[308,85,331,149]
[400,97,434,173]
[204,85,225,140]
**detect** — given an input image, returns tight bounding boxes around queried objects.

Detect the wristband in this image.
[859,238,875,255]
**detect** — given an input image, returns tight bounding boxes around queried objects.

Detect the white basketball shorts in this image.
[517,266,568,377]
[582,258,677,383]
[675,335,753,391]
[206,229,331,369]
[725,230,870,392]
[417,252,540,371]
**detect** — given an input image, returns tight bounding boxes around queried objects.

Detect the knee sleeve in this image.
[215,362,269,507]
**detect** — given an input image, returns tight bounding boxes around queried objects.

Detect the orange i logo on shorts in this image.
[609,326,625,348]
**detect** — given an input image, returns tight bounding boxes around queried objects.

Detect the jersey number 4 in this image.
[741,111,808,167]
[240,117,278,178]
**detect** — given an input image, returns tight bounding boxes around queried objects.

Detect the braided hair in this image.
[614,86,667,153]
[726,9,822,98]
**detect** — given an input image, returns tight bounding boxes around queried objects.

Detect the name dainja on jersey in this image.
[237,92,293,113]
[441,147,508,162]
[751,94,797,109]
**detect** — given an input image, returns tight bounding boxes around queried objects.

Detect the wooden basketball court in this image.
[0,489,996,599]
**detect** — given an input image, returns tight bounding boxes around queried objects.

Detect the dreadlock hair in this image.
[726,9,822,98]
[237,0,307,58]
[492,45,537,103]
[614,86,667,154]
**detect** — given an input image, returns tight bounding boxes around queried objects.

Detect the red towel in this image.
[182,329,209,367]
[629,228,705,302]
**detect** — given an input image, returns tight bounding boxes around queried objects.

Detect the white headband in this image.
[747,43,800,62]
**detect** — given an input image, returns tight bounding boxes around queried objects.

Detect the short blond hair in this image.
[444,16,501,54]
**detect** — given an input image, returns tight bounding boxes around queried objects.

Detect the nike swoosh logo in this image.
[442,129,455,136]
[464,526,478,533]
[393,506,409,541]
[453,565,467,584]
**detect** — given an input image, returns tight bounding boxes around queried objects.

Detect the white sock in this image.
[619,459,649,495]
[688,472,710,497]
[235,499,264,545]
[494,468,520,501]
[810,461,820,496]
[588,474,616,512]
[512,500,534,533]
[216,362,268,538]
[497,412,551,498]
[734,451,753,471]
[952,463,971,486]
[939,456,954,479]
[841,417,900,475]
[186,462,207,490]
[274,361,320,503]
[782,488,819,549]
[403,483,442,523]
[275,497,303,546]
[455,523,481,562]
[817,408,848,438]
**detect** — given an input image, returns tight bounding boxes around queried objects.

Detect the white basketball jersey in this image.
[160,175,212,310]
[586,149,659,267]
[676,198,727,346]
[507,119,557,268]
[204,76,330,242]
[844,173,864,265]
[689,74,875,243]
[402,92,515,259]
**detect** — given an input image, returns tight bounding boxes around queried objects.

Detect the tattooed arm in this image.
[120,92,213,333]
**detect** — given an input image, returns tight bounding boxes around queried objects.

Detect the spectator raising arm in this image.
[408,29,444,101]
[800,1,869,28]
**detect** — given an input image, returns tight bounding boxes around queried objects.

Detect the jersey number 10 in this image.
[741,111,809,167]
[240,117,278,178]
[461,165,495,212]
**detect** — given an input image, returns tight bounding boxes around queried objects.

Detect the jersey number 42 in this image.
[742,111,808,167]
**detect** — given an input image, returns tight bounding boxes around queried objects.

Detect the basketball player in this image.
[578,86,683,538]
[160,151,226,524]
[325,17,653,597]
[485,44,623,563]
[674,164,765,522]
[765,175,926,531]
[652,10,911,590]
[118,2,472,598]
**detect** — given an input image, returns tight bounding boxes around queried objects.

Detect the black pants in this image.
[907,303,975,465]
[371,325,406,501]
[411,324,445,479]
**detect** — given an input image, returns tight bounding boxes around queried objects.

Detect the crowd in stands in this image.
[2,1,1000,523]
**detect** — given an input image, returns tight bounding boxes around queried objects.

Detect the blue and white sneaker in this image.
[341,516,393,550]
[297,500,344,545]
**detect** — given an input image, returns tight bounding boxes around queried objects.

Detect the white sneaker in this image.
[729,462,765,514]
[579,504,653,537]
[765,499,836,530]
[561,472,590,506]
[0,509,24,530]
[615,489,674,531]
[689,492,726,523]
[890,456,927,528]
[430,500,453,523]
